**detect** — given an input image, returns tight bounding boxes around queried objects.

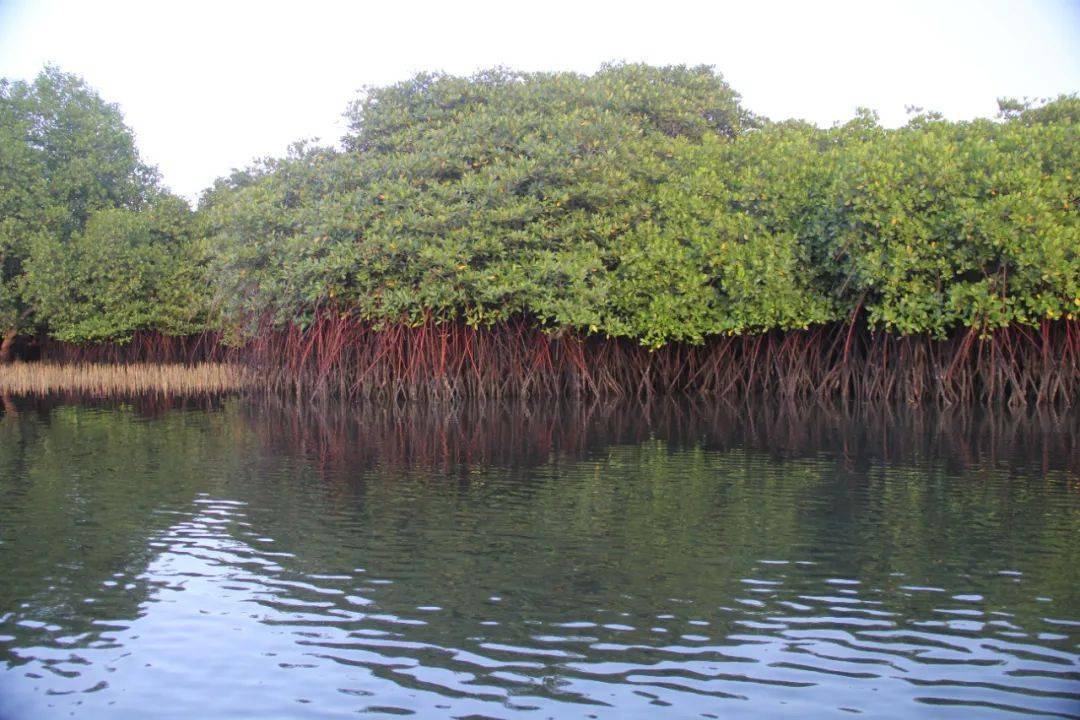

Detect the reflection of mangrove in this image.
[1,396,1077,709]
[245,395,1080,478]
[227,399,1080,670]
[4,392,1076,482]
[0,391,233,426]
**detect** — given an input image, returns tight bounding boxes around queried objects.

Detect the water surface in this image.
[0,398,1077,719]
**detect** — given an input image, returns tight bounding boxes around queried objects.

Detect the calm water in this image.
[0,397,1077,719]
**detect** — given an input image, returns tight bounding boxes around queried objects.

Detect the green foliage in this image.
[5,65,1078,348]
[199,142,348,335]
[0,66,181,344]
[835,105,1078,335]
[204,67,1076,346]
[204,64,751,335]
[22,196,211,342]
[605,124,843,345]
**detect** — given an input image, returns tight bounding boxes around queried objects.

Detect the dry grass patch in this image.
[0,362,253,396]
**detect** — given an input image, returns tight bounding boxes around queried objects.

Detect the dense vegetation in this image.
[1,65,1076,401]
[0,68,208,359]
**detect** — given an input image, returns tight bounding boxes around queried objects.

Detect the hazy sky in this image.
[1,0,1078,200]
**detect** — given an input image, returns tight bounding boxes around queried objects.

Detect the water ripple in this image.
[1,401,1077,719]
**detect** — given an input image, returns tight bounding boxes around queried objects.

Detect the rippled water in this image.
[0,397,1077,719]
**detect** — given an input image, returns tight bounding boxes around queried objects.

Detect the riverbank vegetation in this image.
[0,362,251,397]
[1,65,1076,403]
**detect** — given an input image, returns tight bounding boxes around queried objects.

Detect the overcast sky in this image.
[1,0,1077,200]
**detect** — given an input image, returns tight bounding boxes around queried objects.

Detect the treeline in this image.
[0,68,209,357]
[1,65,1077,402]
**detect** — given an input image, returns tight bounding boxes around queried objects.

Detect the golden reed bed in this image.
[0,362,253,396]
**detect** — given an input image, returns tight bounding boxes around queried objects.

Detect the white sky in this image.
[1,0,1078,201]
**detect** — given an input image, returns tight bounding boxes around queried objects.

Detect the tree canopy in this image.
[1,64,1077,357]
[202,67,1077,347]
[0,67,199,355]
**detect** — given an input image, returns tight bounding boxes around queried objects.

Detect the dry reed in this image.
[0,362,252,396]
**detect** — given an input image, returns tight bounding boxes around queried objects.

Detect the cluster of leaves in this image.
[835,104,1079,336]
[21,196,211,342]
[204,66,1077,346]
[612,102,1079,343]
[0,68,208,347]
[2,64,1077,351]
[202,64,753,337]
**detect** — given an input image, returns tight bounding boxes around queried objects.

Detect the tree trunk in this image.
[0,328,16,363]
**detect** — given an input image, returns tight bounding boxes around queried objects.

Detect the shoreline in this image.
[2,317,1077,405]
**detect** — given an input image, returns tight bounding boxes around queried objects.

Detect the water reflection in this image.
[0,397,1077,718]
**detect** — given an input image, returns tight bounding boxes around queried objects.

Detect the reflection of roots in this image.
[37,316,1079,406]
[9,391,1079,478]
[244,395,1080,479]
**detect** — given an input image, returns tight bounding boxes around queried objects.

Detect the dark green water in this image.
[0,397,1077,719]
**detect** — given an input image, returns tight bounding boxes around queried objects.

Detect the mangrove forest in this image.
[1,64,1077,403]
